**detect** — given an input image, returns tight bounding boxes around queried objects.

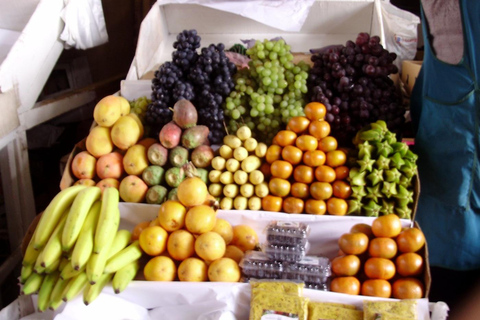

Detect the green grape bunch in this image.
[223,39,310,143]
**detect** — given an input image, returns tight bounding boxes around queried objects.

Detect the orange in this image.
[177,257,208,282]
[372,214,403,238]
[338,232,369,255]
[304,102,327,121]
[131,221,150,241]
[310,182,333,200]
[144,256,176,281]
[332,180,352,199]
[368,237,398,259]
[314,165,336,183]
[157,200,187,232]
[364,257,396,280]
[270,160,293,179]
[330,276,360,295]
[195,231,226,261]
[302,150,326,167]
[395,252,424,276]
[261,195,283,212]
[287,116,310,134]
[274,130,297,147]
[361,279,392,298]
[331,255,361,277]
[392,278,424,299]
[184,205,217,234]
[326,197,348,215]
[308,120,331,140]
[334,165,350,180]
[293,165,314,184]
[231,225,259,252]
[282,145,303,165]
[268,178,291,197]
[167,229,195,261]
[295,135,318,151]
[265,145,282,164]
[282,197,304,214]
[138,226,168,256]
[177,176,208,207]
[207,257,241,282]
[325,150,347,167]
[304,199,327,215]
[396,227,426,253]
[318,136,338,152]
[350,223,375,239]
[291,182,309,199]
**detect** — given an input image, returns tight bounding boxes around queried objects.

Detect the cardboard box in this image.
[401,60,423,96]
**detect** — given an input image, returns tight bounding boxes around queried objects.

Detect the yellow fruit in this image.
[138,226,168,256]
[231,225,259,252]
[211,218,234,245]
[223,245,244,264]
[207,257,241,282]
[144,256,176,281]
[177,176,208,207]
[185,205,217,234]
[167,229,195,261]
[195,232,226,261]
[157,200,187,232]
[177,257,208,282]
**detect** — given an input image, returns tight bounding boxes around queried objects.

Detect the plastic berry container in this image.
[265,221,310,246]
[262,243,308,263]
[239,250,284,280]
[282,256,332,290]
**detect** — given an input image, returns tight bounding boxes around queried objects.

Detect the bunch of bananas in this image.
[20,185,142,311]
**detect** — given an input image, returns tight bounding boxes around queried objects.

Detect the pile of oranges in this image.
[261,102,352,215]
[330,214,427,299]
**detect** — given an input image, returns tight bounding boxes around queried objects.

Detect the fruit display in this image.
[308,32,404,147]
[330,214,427,299]
[346,120,418,219]
[134,175,260,283]
[207,124,269,210]
[223,38,311,144]
[262,102,351,215]
[20,186,142,310]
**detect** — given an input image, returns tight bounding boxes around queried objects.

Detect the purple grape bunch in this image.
[146,30,237,144]
[308,32,405,147]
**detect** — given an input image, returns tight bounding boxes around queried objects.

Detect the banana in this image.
[61,263,85,281]
[86,227,116,284]
[44,255,61,274]
[21,272,44,295]
[37,271,60,312]
[112,260,139,294]
[59,256,70,271]
[22,228,40,266]
[33,185,87,250]
[107,229,132,260]
[83,272,114,306]
[19,264,34,284]
[40,213,68,269]
[33,248,46,274]
[94,188,120,254]
[62,187,102,252]
[70,201,101,271]
[49,276,69,311]
[104,240,142,274]
[62,272,89,302]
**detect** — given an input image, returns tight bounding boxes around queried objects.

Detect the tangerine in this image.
[361,279,392,298]
[304,199,327,215]
[304,102,327,121]
[372,214,403,238]
[364,257,396,280]
[338,232,369,255]
[392,278,424,299]
[330,276,361,295]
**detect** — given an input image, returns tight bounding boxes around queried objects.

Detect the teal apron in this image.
[411,0,480,270]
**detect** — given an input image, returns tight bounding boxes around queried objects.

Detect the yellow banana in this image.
[37,271,60,312]
[19,264,34,284]
[70,201,101,271]
[107,229,132,260]
[62,187,102,252]
[33,248,45,274]
[61,263,85,281]
[21,272,44,295]
[83,272,114,306]
[94,188,120,254]
[40,213,68,269]
[49,276,69,311]
[59,256,70,271]
[104,240,142,274]
[112,260,139,294]
[22,228,40,266]
[86,227,116,284]
[62,272,88,302]
[44,255,61,274]
[33,185,87,250]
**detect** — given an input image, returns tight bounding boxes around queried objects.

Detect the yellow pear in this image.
[118,96,131,116]
[111,115,141,150]
[123,144,148,176]
[86,126,114,158]
[127,113,145,138]
[93,95,123,127]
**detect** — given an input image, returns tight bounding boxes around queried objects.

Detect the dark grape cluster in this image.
[308,32,404,146]
[145,30,237,143]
